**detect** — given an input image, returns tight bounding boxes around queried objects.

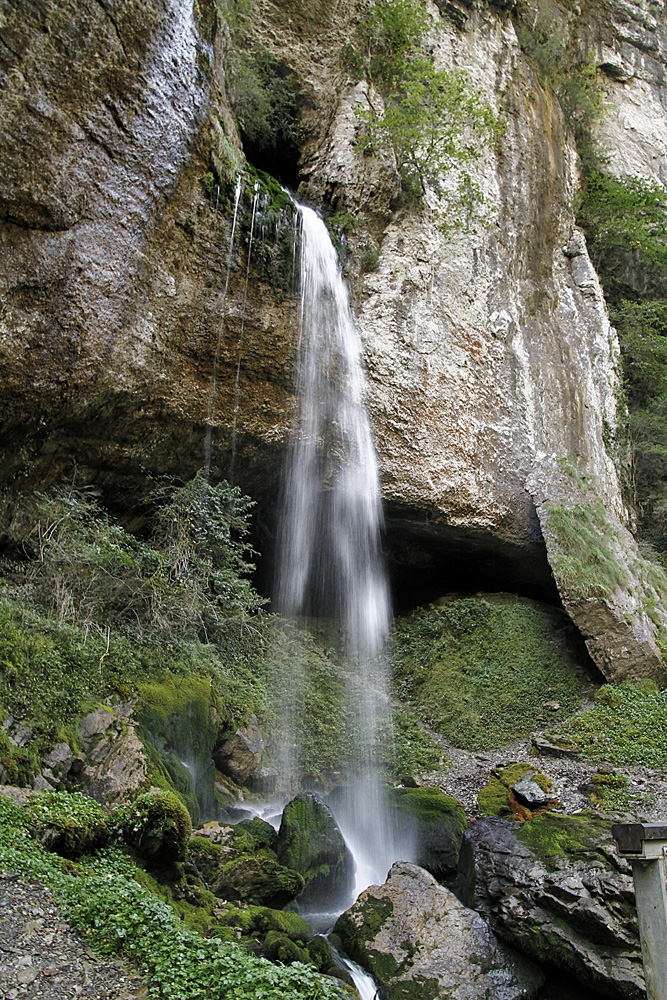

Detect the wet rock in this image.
[41,742,73,788]
[74,720,148,808]
[511,777,552,810]
[276,792,355,906]
[387,785,471,894]
[213,856,305,908]
[334,861,544,999]
[468,813,645,999]
[214,715,265,784]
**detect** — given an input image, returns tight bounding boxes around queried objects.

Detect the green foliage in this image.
[0,795,347,1000]
[390,596,587,751]
[557,681,667,768]
[113,789,193,863]
[588,770,633,811]
[578,172,667,280]
[26,789,109,857]
[547,501,630,599]
[349,0,502,227]
[2,473,264,643]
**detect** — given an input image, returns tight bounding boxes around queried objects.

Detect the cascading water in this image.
[274,203,406,905]
[204,174,243,477]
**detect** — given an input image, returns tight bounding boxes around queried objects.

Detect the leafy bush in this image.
[2,473,263,643]
[349,0,502,227]
[578,172,667,283]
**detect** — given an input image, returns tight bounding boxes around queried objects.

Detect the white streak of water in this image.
[204,175,243,476]
[275,203,405,898]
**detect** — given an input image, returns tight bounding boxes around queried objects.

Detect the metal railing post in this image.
[612,822,667,1000]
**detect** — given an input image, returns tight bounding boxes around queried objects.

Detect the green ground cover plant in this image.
[390,596,588,751]
[0,796,348,1000]
[557,680,667,768]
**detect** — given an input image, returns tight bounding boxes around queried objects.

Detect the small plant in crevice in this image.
[345,0,503,231]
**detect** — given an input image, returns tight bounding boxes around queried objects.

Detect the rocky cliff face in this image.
[0,0,665,677]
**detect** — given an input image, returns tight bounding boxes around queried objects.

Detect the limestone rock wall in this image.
[0,0,666,675]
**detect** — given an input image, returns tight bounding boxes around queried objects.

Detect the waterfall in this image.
[204,175,243,477]
[275,203,400,898]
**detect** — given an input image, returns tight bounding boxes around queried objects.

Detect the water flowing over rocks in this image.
[334,861,545,999]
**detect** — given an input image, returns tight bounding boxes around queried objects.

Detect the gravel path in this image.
[0,875,147,1000]
[419,727,667,821]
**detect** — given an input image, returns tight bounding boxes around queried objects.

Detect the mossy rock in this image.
[137,675,219,826]
[477,762,552,818]
[276,792,354,905]
[516,810,615,872]
[231,816,277,854]
[187,835,225,883]
[334,894,394,967]
[388,786,467,881]
[213,854,305,907]
[27,790,109,858]
[306,934,333,972]
[263,931,313,966]
[219,904,311,941]
[114,789,192,862]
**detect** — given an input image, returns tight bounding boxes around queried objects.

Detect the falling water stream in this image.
[274,203,407,905]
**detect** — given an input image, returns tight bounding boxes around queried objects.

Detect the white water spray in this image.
[275,203,403,899]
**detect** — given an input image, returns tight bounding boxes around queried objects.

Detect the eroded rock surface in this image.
[468,813,645,999]
[334,861,545,999]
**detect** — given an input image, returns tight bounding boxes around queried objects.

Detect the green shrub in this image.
[348,0,501,227]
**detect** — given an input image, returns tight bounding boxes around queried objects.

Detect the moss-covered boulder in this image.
[387,786,467,883]
[213,854,305,907]
[231,816,278,854]
[27,789,109,858]
[137,675,219,825]
[276,792,355,905]
[477,762,555,819]
[469,813,645,998]
[114,789,192,863]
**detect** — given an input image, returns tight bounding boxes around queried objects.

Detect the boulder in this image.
[116,789,192,863]
[387,786,469,884]
[276,792,355,905]
[334,861,544,999]
[214,715,266,784]
[468,813,645,999]
[212,856,305,908]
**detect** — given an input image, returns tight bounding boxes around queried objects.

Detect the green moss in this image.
[133,866,218,937]
[113,789,192,863]
[367,948,400,982]
[391,596,587,751]
[517,811,612,871]
[306,935,333,972]
[477,762,546,817]
[385,978,440,1000]
[26,790,109,858]
[231,816,277,853]
[215,855,304,906]
[218,903,311,941]
[187,835,224,884]
[263,932,313,966]
[334,895,394,965]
